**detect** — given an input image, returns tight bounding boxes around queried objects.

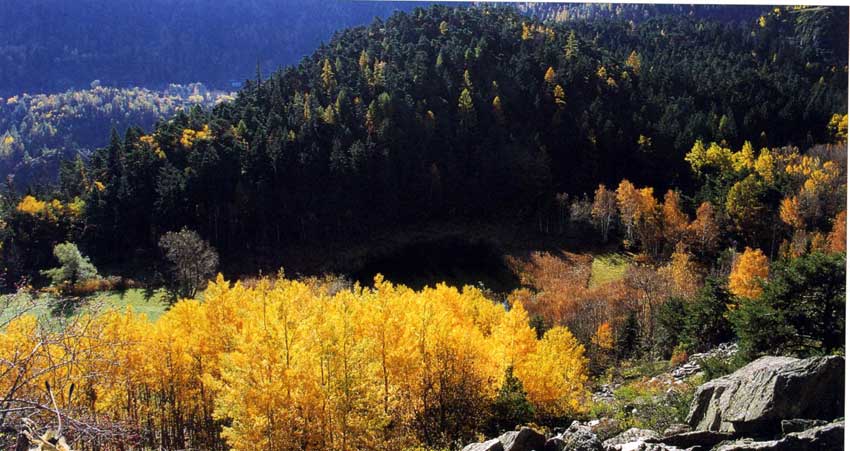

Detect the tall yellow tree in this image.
[729,247,769,299]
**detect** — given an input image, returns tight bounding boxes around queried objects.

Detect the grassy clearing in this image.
[589,253,629,288]
[0,288,170,326]
[88,289,170,321]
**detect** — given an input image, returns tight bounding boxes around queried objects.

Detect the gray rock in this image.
[603,428,661,451]
[500,427,546,451]
[462,438,504,451]
[649,430,733,449]
[589,418,621,441]
[713,419,843,451]
[561,421,602,451]
[685,355,844,435]
[780,418,827,435]
[661,424,691,437]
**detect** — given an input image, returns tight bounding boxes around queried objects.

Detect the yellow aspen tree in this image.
[591,184,617,242]
[515,326,588,418]
[616,179,640,244]
[729,247,769,299]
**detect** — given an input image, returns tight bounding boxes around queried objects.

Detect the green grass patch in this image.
[88,289,170,321]
[1,288,169,327]
[589,253,629,288]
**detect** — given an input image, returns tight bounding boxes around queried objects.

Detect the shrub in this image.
[669,345,688,366]
[40,242,98,286]
[696,354,746,381]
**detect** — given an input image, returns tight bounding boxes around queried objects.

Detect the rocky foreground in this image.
[463,355,844,451]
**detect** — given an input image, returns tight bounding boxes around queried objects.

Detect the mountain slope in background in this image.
[0,0,420,96]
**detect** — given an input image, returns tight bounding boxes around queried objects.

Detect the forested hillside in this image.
[0,84,232,187]
[0,5,846,451]
[27,5,845,263]
[0,0,418,96]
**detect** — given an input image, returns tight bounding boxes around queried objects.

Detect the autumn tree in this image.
[729,247,769,299]
[687,202,721,257]
[828,210,846,253]
[662,190,689,247]
[591,184,617,242]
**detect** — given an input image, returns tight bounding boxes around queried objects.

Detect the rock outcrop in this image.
[462,427,545,451]
[713,419,843,450]
[501,427,547,451]
[461,354,843,451]
[462,438,504,451]
[559,421,602,451]
[602,428,661,451]
[685,355,844,435]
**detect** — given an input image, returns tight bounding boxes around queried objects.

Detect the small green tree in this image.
[617,310,640,359]
[730,252,845,358]
[682,277,735,352]
[487,366,534,434]
[158,228,218,299]
[41,242,98,285]
[655,297,687,359]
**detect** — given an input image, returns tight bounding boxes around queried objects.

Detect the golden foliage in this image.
[16,195,47,215]
[180,124,212,148]
[729,247,769,299]
[544,66,556,85]
[591,322,614,351]
[0,275,589,450]
[779,196,804,230]
[828,210,846,253]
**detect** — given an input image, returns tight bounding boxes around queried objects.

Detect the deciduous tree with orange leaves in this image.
[729,247,769,299]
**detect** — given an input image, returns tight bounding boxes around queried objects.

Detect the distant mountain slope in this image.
[0,0,420,96]
[0,84,232,187]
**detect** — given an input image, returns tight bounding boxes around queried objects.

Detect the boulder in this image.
[661,424,691,437]
[603,428,661,451]
[780,418,827,435]
[500,427,546,451]
[648,430,733,449]
[560,421,602,451]
[713,419,843,450]
[589,418,621,441]
[462,438,504,451]
[685,355,843,435]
